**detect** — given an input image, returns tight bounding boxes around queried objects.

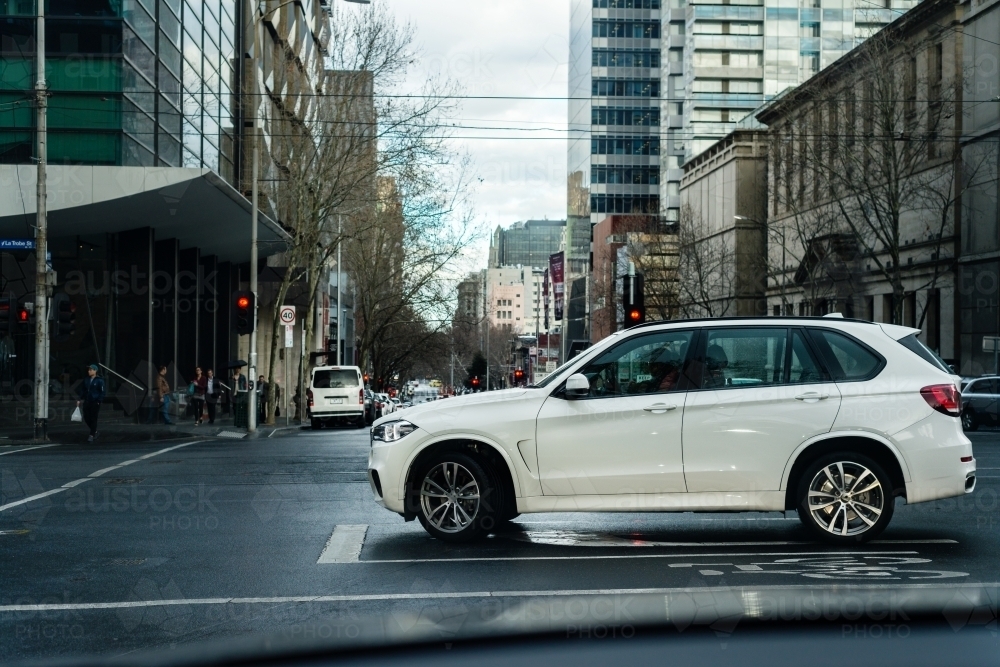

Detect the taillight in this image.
[307,388,314,407]
[359,389,364,405]
[921,384,961,416]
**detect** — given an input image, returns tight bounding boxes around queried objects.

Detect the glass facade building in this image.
[0,0,237,182]
[491,219,566,270]
[568,0,918,232]
[684,0,917,158]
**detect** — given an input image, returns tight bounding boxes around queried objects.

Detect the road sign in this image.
[545,360,557,372]
[284,324,294,348]
[279,305,296,326]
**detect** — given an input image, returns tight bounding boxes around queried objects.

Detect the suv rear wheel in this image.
[415,452,499,542]
[797,452,894,544]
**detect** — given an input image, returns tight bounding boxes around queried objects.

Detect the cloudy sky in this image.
[367,0,571,265]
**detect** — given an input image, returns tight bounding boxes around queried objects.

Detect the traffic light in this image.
[622,273,645,327]
[513,368,525,384]
[53,293,76,341]
[16,303,32,331]
[232,290,255,335]
[470,376,480,389]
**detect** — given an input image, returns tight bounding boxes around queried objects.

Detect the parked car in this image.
[368,316,974,544]
[307,366,365,429]
[376,393,395,417]
[959,375,999,431]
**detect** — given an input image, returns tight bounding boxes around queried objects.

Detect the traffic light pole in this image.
[33,1,48,441]
[247,119,258,433]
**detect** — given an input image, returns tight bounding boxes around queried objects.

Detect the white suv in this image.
[368,318,975,544]
[308,366,366,429]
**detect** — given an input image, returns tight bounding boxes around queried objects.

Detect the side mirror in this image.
[564,373,590,399]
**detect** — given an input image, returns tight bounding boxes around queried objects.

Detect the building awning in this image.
[0,166,289,262]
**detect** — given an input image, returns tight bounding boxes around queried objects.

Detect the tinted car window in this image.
[789,329,827,384]
[809,329,883,381]
[703,328,787,388]
[579,330,693,397]
[897,333,952,374]
[312,370,359,388]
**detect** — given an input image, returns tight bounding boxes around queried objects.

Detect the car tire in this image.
[310,418,321,430]
[355,417,368,429]
[415,451,499,543]
[797,452,894,544]
[962,409,979,432]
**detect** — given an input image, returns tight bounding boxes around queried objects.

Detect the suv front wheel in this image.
[797,452,894,544]
[415,452,499,542]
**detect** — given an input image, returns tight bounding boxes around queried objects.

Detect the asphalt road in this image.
[1,426,998,662]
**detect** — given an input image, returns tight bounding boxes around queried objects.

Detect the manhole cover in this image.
[104,478,144,485]
[109,558,147,566]
[216,430,247,439]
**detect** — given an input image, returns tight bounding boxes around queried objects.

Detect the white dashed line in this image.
[0,444,61,456]
[318,524,369,563]
[0,441,202,513]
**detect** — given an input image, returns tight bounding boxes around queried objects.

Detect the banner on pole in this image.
[549,252,564,321]
[285,324,294,348]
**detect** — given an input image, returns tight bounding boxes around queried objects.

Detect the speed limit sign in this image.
[279,305,296,326]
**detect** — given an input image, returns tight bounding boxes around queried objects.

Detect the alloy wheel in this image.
[807,461,885,537]
[419,462,481,533]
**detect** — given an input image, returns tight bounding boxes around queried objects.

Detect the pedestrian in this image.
[205,369,221,424]
[232,367,249,428]
[75,363,105,442]
[147,365,172,424]
[273,381,281,417]
[257,375,268,422]
[190,367,207,425]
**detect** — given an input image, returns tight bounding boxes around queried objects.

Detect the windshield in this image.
[312,369,359,388]
[9,0,991,662]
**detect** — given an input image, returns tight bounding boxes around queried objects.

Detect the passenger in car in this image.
[703,345,729,388]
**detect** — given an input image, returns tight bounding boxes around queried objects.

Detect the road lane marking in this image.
[0,441,202,513]
[318,524,368,563]
[2,581,997,612]
[0,444,61,456]
[502,530,957,548]
[344,550,921,564]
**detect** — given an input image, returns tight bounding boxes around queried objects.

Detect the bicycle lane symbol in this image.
[668,556,969,580]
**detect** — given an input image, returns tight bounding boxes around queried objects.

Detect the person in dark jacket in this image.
[204,369,221,424]
[76,364,106,442]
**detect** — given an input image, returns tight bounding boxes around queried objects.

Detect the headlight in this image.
[371,419,417,444]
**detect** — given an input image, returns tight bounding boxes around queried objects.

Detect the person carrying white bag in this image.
[75,364,106,442]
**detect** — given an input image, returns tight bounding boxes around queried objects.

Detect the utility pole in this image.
[336,214,342,366]
[33,0,48,441]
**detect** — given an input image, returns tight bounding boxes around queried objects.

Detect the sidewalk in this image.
[0,415,306,445]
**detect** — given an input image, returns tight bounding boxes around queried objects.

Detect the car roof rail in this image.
[627,315,879,331]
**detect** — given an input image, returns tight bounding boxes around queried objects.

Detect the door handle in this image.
[795,392,830,401]
[643,403,677,413]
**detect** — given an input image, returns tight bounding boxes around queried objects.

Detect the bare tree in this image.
[258,1,460,423]
[675,204,736,318]
[775,29,990,324]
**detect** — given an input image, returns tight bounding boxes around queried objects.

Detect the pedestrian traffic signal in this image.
[16,304,32,331]
[622,273,645,327]
[53,293,76,341]
[232,290,255,335]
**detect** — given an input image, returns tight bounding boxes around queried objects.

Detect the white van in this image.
[411,385,439,405]
[307,366,365,429]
